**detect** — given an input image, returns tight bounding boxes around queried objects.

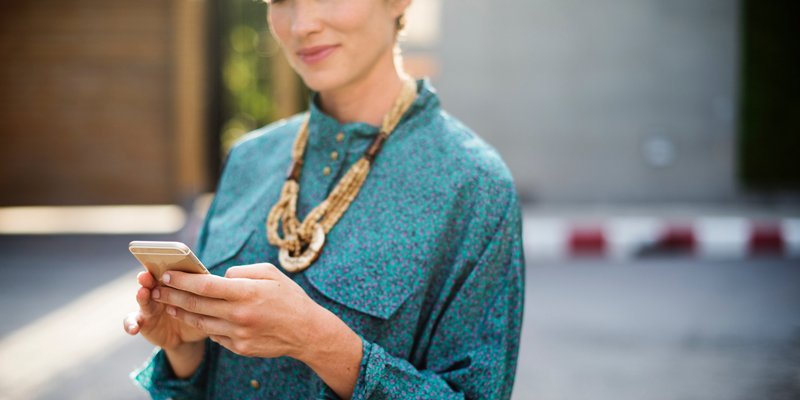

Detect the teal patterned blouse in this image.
[133,79,525,399]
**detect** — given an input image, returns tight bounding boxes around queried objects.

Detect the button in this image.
[336,132,345,142]
[250,379,260,389]
[330,151,339,161]
[323,166,331,176]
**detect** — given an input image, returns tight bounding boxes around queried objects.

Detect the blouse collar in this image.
[306,78,440,151]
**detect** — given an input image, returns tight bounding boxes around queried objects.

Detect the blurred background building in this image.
[0,0,211,206]
[441,0,740,203]
[437,0,798,204]
[1,0,797,207]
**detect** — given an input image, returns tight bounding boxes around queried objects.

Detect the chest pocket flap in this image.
[303,235,427,320]
[201,228,254,272]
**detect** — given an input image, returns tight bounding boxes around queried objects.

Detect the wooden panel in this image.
[0,0,177,205]
[172,0,210,200]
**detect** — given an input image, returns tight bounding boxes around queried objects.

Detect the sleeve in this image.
[344,194,526,400]
[131,340,218,400]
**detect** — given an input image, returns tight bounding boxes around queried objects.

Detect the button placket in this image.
[323,131,347,178]
[320,129,350,196]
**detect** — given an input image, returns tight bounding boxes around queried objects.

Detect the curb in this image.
[522,216,800,260]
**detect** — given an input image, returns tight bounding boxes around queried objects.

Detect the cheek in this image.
[267,10,291,47]
[330,2,392,41]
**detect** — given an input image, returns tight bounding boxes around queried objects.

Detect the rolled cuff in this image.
[131,341,209,400]
[350,337,383,400]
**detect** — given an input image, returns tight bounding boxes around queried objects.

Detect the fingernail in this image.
[162,273,171,284]
[127,323,137,332]
[152,288,160,299]
[166,306,176,317]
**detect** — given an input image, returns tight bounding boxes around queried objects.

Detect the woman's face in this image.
[267,0,405,92]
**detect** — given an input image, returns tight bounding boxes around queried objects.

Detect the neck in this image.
[318,50,406,127]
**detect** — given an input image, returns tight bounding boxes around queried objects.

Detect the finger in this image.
[209,335,241,356]
[136,286,160,317]
[154,286,231,319]
[167,306,235,337]
[225,263,281,280]
[123,311,141,335]
[161,271,240,300]
[209,334,233,349]
[137,271,157,289]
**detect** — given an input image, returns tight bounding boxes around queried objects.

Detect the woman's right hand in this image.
[123,271,208,350]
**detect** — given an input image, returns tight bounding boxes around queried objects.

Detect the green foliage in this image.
[219,0,275,155]
[739,1,800,190]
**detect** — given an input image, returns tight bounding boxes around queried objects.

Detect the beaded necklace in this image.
[266,78,418,272]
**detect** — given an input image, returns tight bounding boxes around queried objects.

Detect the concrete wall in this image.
[434,0,741,203]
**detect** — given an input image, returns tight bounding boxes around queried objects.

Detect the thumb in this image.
[123,311,143,335]
[224,263,282,280]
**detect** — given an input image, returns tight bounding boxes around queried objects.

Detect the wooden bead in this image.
[364,132,389,162]
[286,159,303,181]
[266,78,418,272]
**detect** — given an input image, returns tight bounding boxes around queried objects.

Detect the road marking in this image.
[0,271,140,399]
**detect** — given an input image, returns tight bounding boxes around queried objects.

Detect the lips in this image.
[297,45,339,64]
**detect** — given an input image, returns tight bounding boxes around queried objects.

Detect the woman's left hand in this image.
[152,263,321,360]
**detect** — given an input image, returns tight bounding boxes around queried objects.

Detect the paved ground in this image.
[0,234,798,399]
[514,259,800,400]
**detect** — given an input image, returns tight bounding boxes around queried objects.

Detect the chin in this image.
[295,62,360,93]
[299,72,344,93]
[299,77,329,93]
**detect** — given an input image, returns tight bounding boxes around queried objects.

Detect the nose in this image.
[291,0,322,38]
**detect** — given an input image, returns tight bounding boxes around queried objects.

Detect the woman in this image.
[124,0,525,398]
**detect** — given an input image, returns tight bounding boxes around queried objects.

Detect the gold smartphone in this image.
[128,241,209,280]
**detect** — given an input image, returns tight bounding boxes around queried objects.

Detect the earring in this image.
[396,14,406,31]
